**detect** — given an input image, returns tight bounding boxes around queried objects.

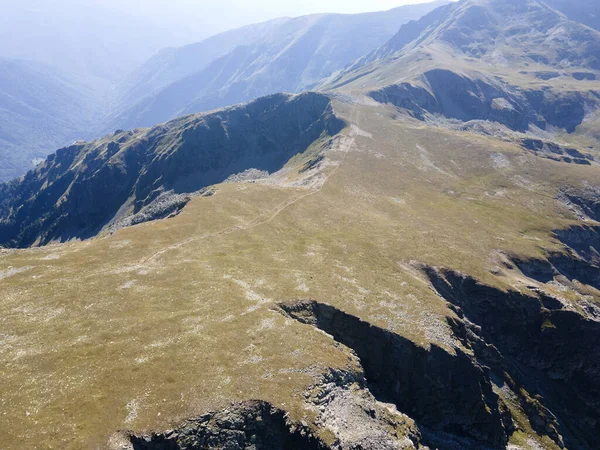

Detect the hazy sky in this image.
[102,0,443,39]
[0,0,446,77]
[1,0,445,47]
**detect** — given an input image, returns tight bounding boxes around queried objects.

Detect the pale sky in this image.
[1,0,447,46]
[101,0,444,39]
[0,0,448,70]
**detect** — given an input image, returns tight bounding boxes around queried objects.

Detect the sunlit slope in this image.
[2,98,599,449]
[323,0,600,98]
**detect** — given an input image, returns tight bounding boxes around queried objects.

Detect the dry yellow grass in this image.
[1,99,599,449]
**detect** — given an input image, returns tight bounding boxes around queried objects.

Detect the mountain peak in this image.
[365,0,600,70]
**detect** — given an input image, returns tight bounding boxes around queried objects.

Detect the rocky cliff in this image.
[0,93,344,247]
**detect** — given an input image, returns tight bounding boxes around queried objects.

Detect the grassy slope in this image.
[2,2,600,448]
[1,98,599,449]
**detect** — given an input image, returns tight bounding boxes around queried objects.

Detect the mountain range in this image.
[108,1,450,130]
[0,0,447,182]
[1,1,600,449]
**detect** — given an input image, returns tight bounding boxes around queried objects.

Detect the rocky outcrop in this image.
[0,93,344,248]
[534,71,561,81]
[369,83,442,121]
[520,139,594,165]
[279,300,510,448]
[560,189,600,222]
[304,370,422,450]
[555,225,600,266]
[128,400,327,450]
[370,71,596,133]
[425,267,600,449]
[548,253,600,291]
[512,227,600,291]
[573,72,597,81]
[124,369,424,450]
[369,69,597,133]
[424,70,539,131]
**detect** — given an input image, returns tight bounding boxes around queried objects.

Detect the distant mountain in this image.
[109,1,450,130]
[0,58,100,182]
[0,1,447,183]
[0,1,186,182]
[352,0,600,70]
[324,0,600,135]
[116,18,294,109]
[0,1,178,85]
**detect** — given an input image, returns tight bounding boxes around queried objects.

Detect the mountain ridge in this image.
[1,2,600,448]
[108,1,450,131]
[0,93,343,247]
[0,1,449,182]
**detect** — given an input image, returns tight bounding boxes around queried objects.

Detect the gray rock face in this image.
[370,69,598,133]
[560,188,600,222]
[127,369,423,450]
[427,267,600,449]
[0,93,344,248]
[520,138,594,165]
[555,225,600,266]
[573,72,597,81]
[279,300,510,448]
[129,400,327,450]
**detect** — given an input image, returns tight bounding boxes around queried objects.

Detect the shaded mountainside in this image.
[0,93,344,248]
[109,1,449,131]
[369,68,600,133]
[0,58,100,182]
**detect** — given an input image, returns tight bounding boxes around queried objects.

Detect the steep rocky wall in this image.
[555,225,600,266]
[425,267,600,449]
[279,300,510,448]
